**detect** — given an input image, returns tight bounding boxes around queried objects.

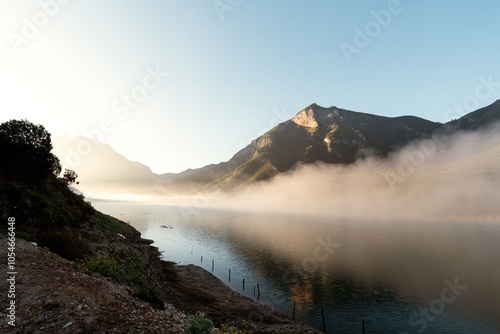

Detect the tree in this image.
[0,119,62,183]
[61,169,79,186]
[0,120,94,230]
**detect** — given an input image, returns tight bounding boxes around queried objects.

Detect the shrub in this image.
[0,178,94,230]
[220,324,250,334]
[132,284,164,308]
[90,248,165,308]
[78,254,123,276]
[36,229,91,261]
[187,312,214,334]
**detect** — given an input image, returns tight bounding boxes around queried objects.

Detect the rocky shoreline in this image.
[0,215,321,333]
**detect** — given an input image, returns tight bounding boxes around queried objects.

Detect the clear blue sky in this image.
[1,0,499,173]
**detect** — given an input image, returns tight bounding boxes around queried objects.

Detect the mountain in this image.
[160,165,217,181]
[52,136,162,194]
[52,136,217,194]
[169,101,500,192]
[170,103,443,191]
[54,101,500,194]
[449,99,500,131]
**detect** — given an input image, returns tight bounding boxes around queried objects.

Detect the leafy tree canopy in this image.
[0,119,94,229]
[0,119,61,183]
[61,168,79,186]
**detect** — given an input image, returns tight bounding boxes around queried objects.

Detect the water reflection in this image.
[93,201,500,333]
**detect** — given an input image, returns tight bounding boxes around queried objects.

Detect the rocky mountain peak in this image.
[291,103,340,128]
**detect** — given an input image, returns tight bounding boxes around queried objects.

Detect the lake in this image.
[92,200,500,334]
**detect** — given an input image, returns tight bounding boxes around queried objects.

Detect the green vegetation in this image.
[111,248,165,307]
[0,119,94,230]
[94,211,124,233]
[61,168,79,186]
[78,254,123,276]
[187,312,214,334]
[0,119,95,264]
[36,228,91,261]
[243,160,278,184]
[221,324,250,334]
[0,119,164,308]
[0,119,61,184]
[75,246,165,308]
[0,177,94,230]
[203,153,279,192]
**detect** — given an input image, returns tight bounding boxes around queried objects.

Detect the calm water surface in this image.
[92,200,500,334]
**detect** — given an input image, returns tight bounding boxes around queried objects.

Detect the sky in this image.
[1,0,499,173]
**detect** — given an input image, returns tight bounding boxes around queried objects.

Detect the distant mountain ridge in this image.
[173,101,500,192]
[450,99,500,131]
[52,136,216,194]
[52,100,500,194]
[52,136,159,193]
[171,103,444,191]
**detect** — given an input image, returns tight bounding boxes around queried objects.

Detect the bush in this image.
[86,248,165,308]
[78,254,123,276]
[221,324,250,334]
[0,178,94,230]
[187,312,214,334]
[36,228,91,261]
[0,180,32,224]
[132,284,164,308]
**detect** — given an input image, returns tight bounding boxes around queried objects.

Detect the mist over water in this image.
[74,121,500,222]
[215,123,500,220]
[93,201,500,333]
[89,124,500,333]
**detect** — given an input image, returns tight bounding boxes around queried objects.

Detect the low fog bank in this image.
[215,123,500,220]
